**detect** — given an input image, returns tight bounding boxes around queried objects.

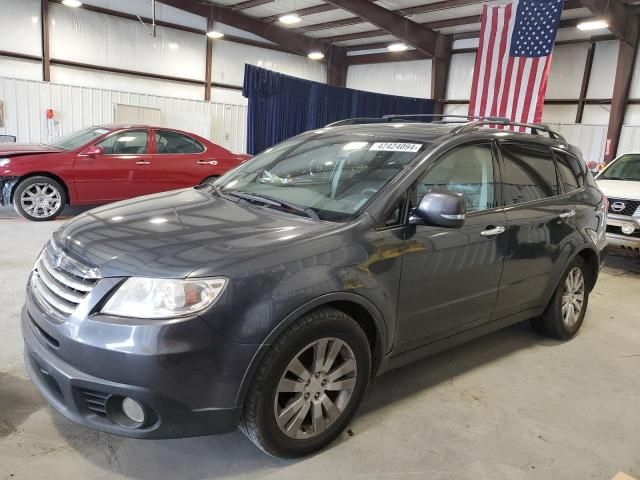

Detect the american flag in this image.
[468,0,563,129]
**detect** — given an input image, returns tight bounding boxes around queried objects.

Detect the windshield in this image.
[50,127,112,150]
[600,154,640,181]
[213,133,428,222]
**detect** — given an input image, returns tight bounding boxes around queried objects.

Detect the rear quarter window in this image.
[554,150,584,192]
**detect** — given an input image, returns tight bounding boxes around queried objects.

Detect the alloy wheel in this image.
[20,183,62,219]
[561,267,585,328]
[273,337,357,439]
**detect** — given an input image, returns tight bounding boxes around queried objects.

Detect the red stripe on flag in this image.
[510,58,526,128]
[534,56,553,123]
[498,54,515,119]
[490,4,512,117]
[468,4,489,117]
[478,7,499,117]
[519,58,539,130]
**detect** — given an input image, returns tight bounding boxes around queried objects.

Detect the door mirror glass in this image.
[411,189,466,228]
[83,145,104,157]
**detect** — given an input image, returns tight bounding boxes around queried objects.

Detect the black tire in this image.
[240,307,371,458]
[13,176,67,222]
[531,256,590,340]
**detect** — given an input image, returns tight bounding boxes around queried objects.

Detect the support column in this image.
[431,35,451,115]
[204,18,214,101]
[605,33,639,162]
[575,42,595,124]
[327,46,348,88]
[41,0,50,81]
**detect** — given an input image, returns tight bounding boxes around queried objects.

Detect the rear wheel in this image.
[13,176,66,221]
[531,256,589,340]
[240,307,371,458]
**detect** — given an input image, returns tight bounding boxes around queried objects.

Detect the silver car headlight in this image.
[102,277,227,319]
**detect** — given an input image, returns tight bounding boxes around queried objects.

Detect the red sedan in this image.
[0,125,250,221]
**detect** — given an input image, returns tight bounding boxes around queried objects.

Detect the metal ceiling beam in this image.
[293,0,582,36]
[335,15,593,45]
[156,0,320,57]
[321,0,445,58]
[578,0,638,45]
[231,0,275,11]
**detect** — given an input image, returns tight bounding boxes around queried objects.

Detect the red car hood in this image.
[0,143,64,157]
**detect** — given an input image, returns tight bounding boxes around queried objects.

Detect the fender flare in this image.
[234,291,389,407]
[543,243,601,308]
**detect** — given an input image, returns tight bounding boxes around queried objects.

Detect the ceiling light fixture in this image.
[279,13,302,25]
[577,19,608,31]
[168,42,179,50]
[308,51,324,60]
[62,0,82,7]
[207,31,224,39]
[388,42,408,52]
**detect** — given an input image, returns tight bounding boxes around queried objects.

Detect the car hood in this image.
[55,188,339,278]
[0,143,64,157]
[596,179,640,200]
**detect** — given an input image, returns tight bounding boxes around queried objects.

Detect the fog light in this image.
[122,397,145,424]
[621,223,636,235]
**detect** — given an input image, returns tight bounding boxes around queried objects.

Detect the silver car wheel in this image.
[20,183,62,219]
[561,267,585,328]
[274,337,357,440]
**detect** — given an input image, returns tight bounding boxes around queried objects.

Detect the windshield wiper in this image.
[225,191,320,220]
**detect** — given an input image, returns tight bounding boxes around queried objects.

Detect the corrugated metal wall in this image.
[0,76,248,153]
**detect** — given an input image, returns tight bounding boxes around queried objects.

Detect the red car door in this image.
[73,129,155,203]
[149,129,244,191]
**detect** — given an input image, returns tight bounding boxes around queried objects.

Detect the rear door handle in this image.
[196,160,218,165]
[480,226,506,237]
[135,160,151,165]
[559,210,576,219]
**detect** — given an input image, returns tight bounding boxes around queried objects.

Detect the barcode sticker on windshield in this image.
[370,143,422,153]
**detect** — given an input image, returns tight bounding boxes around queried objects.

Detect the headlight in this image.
[102,277,227,319]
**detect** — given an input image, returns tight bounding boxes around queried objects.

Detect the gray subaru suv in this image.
[22,116,607,458]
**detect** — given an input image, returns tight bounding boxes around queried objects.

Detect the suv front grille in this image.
[31,241,100,319]
[607,197,640,217]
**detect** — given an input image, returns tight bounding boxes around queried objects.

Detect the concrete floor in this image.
[1,205,639,480]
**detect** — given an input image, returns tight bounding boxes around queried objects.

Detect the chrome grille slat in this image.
[31,240,100,318]
[36,259,86,303]
[40,253,94,292]
[32,273,76,314]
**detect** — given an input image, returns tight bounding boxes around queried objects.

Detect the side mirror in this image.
[82,145,104,157]
[410,188,466,228]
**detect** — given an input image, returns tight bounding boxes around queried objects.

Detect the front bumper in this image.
[606,213,640,256]
[21,288,259,439]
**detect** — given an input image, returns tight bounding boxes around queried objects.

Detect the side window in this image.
[499,143,559,205]
[98,130,148,155]
[418,143,496,212]
[155,130,204,154]
[554,150,584,192]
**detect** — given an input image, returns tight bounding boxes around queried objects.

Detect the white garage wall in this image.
[546,43,589,100]
[0,57,42,81]
[446,53,475,100]
[49,3,207,82]
[0,76,248,153]
[0,0,41,57]
[50,64,205,100]
[212,40,326,87]
[345,60,432,99]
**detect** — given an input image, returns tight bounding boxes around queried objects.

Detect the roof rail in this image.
[324,114,566,141]
[325,114,508,128]
[451,120,566,141]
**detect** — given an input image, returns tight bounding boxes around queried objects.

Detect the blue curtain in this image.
[242,64,435,155]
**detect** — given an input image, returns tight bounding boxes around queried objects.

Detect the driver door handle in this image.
[480,226,506,237]
[135,160,151,165]
[196,160,218,165]
[559,209,576,219]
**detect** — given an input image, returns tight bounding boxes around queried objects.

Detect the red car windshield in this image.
[50,127,113,151]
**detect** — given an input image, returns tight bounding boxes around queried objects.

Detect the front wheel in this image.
[13,176,66,221]
[531,256,590,340]
[240,307,371,458]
